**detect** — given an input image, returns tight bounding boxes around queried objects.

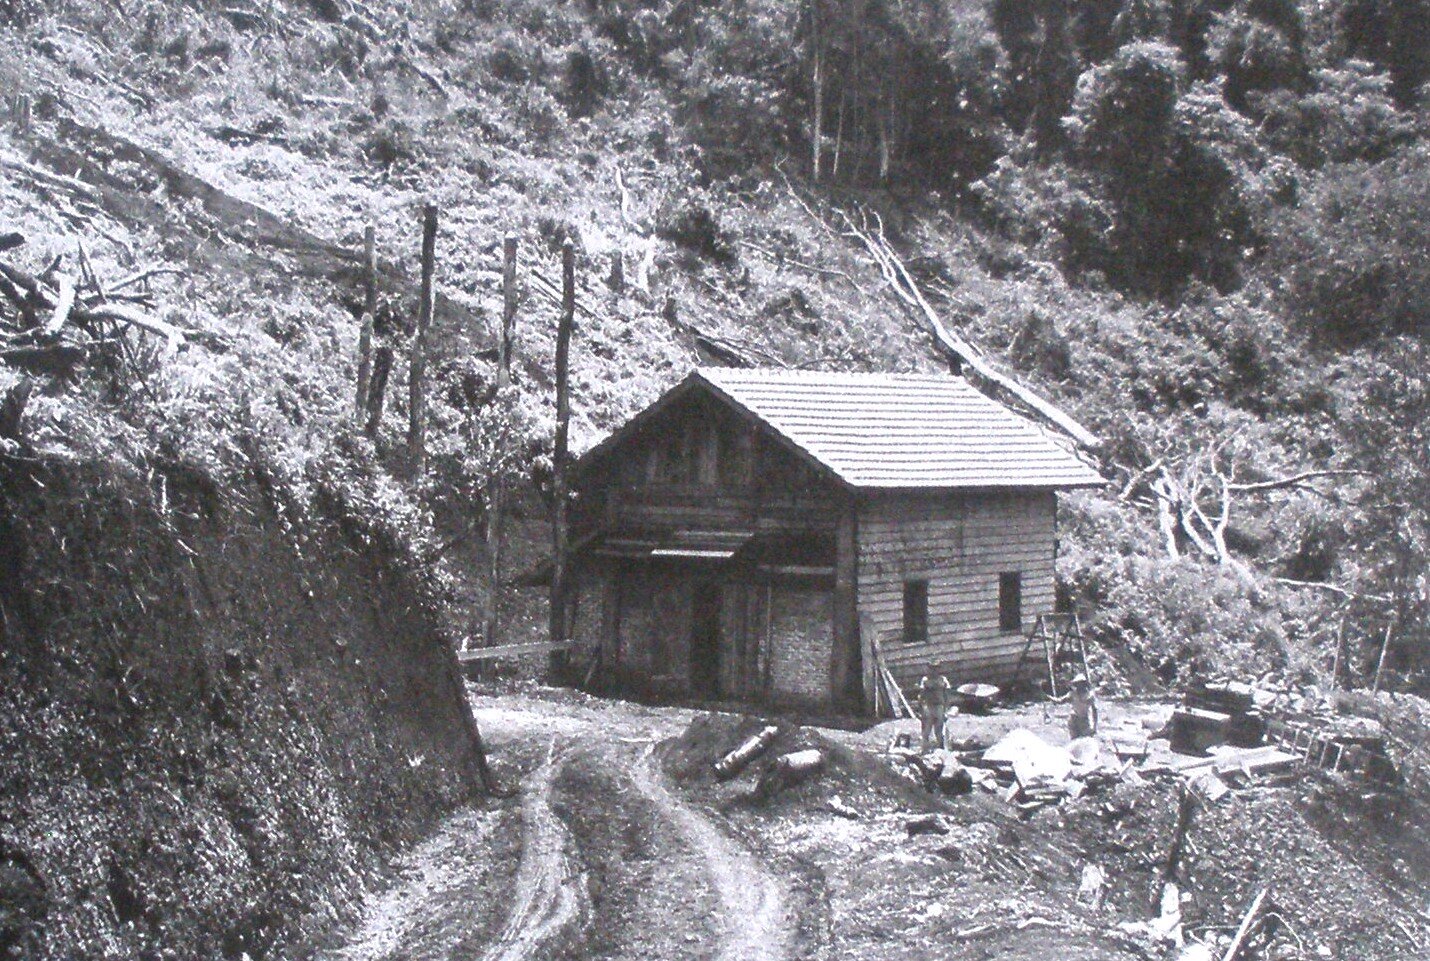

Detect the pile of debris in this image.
[888,727,1145,812]
[1166,679,1399,786]
[885,678,1402,813]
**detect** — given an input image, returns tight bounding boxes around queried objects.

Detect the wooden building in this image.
[565,368,1103,711]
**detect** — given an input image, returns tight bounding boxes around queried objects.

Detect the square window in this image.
[999,572,1022,633]
[903,579,929,644]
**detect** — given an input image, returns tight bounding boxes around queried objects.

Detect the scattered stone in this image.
[906,813,950,836]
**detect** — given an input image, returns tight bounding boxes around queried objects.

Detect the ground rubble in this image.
[662,682,1427,961]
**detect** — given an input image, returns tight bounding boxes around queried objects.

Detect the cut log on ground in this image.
[714,726,780,781]
[755,749,825,800]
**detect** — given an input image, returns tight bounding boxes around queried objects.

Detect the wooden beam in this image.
[1221,888,1268,961]
[457,639,575,662]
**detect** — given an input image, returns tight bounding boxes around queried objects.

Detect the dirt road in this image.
[325,689,793,961]
[629,745,790,961]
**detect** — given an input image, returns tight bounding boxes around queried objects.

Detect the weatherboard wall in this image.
[857,490,1057,690]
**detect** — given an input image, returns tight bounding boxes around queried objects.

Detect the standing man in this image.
[1067,674,1099,740]
[917,667,951,752]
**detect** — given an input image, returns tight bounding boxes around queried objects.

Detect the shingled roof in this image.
[581,368,1104,491]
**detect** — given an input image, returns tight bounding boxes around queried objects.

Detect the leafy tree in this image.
[1206,2,1308,111]
[992,0,1083,149]
[1064,42,1263,294]
[1255,61,1412,167]
[1335,0,1430,107]
[1271,145,1430,344]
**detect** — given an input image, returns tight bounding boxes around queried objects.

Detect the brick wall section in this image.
[769,583,833,703]
[858,490,1057,691]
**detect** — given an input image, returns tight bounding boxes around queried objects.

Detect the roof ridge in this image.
[698,366,968,381]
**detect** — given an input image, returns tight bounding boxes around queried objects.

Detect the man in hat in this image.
[917,667,951,752]
[1067,673,1099,740]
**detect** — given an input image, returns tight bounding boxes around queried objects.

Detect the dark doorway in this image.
[690,581,722,697]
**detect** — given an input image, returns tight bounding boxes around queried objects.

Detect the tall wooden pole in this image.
[550,240,575,669]
[409,203,437,474]
[486,233,518,647]
[355,224,376,417]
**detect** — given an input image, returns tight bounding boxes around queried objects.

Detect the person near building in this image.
[917,669,951,752]
[1067,673,1099,740]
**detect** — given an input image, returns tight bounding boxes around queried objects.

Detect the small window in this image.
[902,579,929,644]
[999,572,1022,633]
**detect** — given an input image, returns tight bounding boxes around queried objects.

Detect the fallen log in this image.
[755,748,825,800]
[714,725,780,781]
[840,207,1099,450]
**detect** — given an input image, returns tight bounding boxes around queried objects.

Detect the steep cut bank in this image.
[0,446,486,959]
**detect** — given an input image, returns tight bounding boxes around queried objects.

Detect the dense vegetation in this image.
[1,0,1425,699]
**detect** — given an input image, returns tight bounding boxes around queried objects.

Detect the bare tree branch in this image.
[1229,470,1371,493]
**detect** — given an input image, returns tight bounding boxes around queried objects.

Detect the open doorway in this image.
[690,581,722,697]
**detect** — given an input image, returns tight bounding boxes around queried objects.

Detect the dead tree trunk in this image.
[810,4,824,182]
[485,233,518,647]
[409,204,437,474]
[355,224,376,417]
[550,239,575,674]
[365,344,393,435]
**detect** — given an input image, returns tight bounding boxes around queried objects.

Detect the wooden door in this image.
[690,580,722,697]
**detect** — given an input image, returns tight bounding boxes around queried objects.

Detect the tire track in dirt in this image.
[630,744,791,961]
[479,738,588,961]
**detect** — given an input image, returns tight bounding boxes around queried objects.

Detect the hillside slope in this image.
[0,429,489,956]
[0,0,1426,955]
[6,0,1417,691]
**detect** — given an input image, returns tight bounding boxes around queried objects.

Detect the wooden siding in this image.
[857,490,1057,691]
[573,387,843,541]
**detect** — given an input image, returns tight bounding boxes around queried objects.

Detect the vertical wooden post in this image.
[485,233,518,647]
[550,240,575,668]
[1329,611,1346,690]
[832,503,860,710]
[498,233,518,379]
[409,203,437,473]
[355,224,376,417]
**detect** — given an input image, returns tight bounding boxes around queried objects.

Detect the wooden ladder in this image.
[1010,613,1088,697]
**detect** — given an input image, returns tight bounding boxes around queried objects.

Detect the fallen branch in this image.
[840,208,1099,449]
[88,302,185,355]
[1229,470,1370,493]
[1,258,186,355]
[1221,888,1268,961]
[1274,578,1390,604]
[40,273,76,339]
[109,266,185,292]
